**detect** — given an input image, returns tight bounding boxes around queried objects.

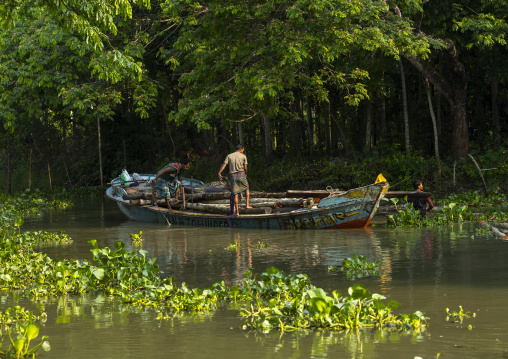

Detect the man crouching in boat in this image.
[151,159,190,211]
[218,144,251,215]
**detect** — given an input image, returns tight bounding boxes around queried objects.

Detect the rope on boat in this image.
[326,186,342,195]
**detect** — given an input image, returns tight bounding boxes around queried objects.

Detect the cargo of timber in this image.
[106,173,392,230]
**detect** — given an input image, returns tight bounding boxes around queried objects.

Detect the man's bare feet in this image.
[245,205,253,209]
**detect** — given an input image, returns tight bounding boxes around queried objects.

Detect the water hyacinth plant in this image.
[238,267,428,332]
[328,254,381,280]
[0,306,50,357]
[129,231,143,245]
[386,196,505,227]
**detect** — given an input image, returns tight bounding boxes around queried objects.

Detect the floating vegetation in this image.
[238,267,428,332]
[225,241,242,251]
[0,307,49,357]
[387,195,508,228]
[129,231,144,245]
[249,242,268,249]
[328,254,381,280]
[446,306,472,324]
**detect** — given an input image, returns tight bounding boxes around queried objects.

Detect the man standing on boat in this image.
[152,159,190,211]
[218,144,252,215]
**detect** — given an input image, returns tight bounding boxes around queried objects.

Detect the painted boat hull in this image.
[106,179,389,230]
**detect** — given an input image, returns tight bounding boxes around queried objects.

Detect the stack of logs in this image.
[122,190,324,215]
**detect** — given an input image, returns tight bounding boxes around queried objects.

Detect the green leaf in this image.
[93,268,105,280]
[307,288,328,299]
[14,338,25,355]
[26,323,39,340]
[266,267,279,275]
[309,297,328,314]
[348,284,372,300]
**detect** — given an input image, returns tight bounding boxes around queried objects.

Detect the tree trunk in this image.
[262,112,273,164]
[406,40,469,160]
[364,100,372,155]
[97,117,104,189]
[377,93,387,140]
[436,55,443,136]
[306,97,314,156]
[7,131,11,194]
[491,79,500,147]
[323,102,332,155]
[61,151,73,187]
[47,159,52,191]
[290,99,303,156]
[399,58,410,156]
[329,101,350,157]
[29,147,32,189]
[122,138,127,170]
[161,102,176,160]
[238,122,244,145]
[424,79,442,174]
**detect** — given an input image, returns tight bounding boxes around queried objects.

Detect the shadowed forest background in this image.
[0,0,507,195]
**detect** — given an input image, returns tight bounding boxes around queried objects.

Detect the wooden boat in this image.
[106,173,391,229]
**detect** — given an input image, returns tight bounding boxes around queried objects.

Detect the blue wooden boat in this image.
[106,174,389,230]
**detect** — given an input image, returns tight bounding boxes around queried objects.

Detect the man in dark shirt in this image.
[152,159,190,211]
[408,180,434,216]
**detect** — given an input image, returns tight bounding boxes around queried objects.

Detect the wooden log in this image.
[493,222,508,230]
[477,220,508,239]
[181,191,287,202]
[131,198,167,206]
[124,192,145,200]
[185,203,271,215]
[286,190,331,198]
[199,198,308,207]
[271,207,304,214]
[385,191,432,199]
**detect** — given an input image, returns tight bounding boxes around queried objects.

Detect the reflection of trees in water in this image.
[0,293,215,328]
[243,327,429,358]
[105,222,484,304]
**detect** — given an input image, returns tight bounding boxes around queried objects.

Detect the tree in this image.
[401,0,508,159]
[163,0,432,142]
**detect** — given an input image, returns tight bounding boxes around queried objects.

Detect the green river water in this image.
[9,198,508,359]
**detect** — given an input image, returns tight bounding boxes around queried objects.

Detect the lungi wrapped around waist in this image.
[230,171,249,195]
[155,177,181,199]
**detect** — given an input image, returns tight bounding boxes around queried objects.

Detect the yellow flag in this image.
[375,173,387,183]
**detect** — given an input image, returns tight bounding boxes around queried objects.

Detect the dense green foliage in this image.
[0,0,506,193]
